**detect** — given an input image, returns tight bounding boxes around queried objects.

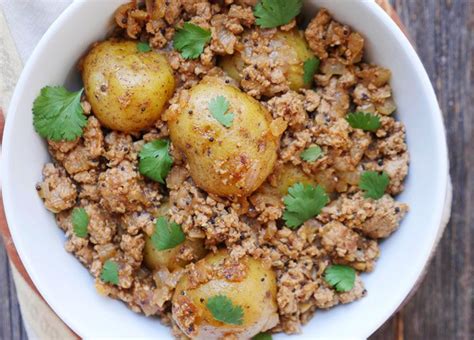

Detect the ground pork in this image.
[319,192,408,239]
[319,221,379,272]
[305,8,364,65]
[48,116,104,182]
[98,160,162,214]
[37,163,77,213]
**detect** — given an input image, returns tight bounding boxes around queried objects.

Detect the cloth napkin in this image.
[1,0,71,64]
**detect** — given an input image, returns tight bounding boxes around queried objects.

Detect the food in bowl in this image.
[32,0,409,338]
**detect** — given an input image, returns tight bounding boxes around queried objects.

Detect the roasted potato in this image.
[165,77,280,197]
[144,237,207,272]
[82,40,175,132]
[271,163,317,196]
[172,251,278,339]
[254,163,340,205]
[143,202,207,271]
[220,29,314,93]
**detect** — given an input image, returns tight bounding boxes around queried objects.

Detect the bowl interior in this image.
[1,0,448,338]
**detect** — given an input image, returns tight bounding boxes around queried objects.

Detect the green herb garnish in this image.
[303,57,320,85]
[346,112,381,132]
[33,86,86,141]
[324,265,356,292]
[139,140,173,184]
[283,183,329,229]
[100,260,119,285]
[151,216,186,251]
[173,22,211,59]
[359,171,389,199]
[206,295,244,325]
[253,333,273,340]
[72,207,89,238]
[208,96,234,128]
[254,0,303,28]
[137,41,152,52]
[301,145,323,162]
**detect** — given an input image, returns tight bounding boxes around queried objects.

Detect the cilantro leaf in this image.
[324,264,356,292]
[346,112,381,132]
[301,145,323,162]
[209,96,234,128]
[137,41,152,52]
[72,207,89,238]
[100,260,119,285]
[254,0,303,28]
[303,57,320,85]
[173,22,211,59]
[283,183,329,229]
[33,86,87,141]
[139,140,173,184]
[359,171,389,199]
[151,216,186,251]
[206,295,244,325]
[253,333,272,340]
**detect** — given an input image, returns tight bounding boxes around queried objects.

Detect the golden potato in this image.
[258,163,339,198]
[272,163,317,196]
[82,40,175,132]
[143,202,207,271]
[220,29,314,93]
[172,251,278,339]
[144,237,207,272]
[165,77,280,197]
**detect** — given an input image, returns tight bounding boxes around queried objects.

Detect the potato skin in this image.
[144,237,207,272]
[220,29,314,92]
[82,40,175,132]
[143,202,207,271]
[166,77,280,197]
[172,251,278,339]
[272,163,317,196]
[258,163,337,198]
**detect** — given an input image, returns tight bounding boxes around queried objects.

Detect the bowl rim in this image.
[1,0,449,338]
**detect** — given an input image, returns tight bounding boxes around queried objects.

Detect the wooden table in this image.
[0,0,472,339]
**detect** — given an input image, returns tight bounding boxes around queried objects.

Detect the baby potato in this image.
[165,77,280,197]
[220,29,314,93]
[272,163,317,196]
[82,40,175,132]
[143,237,207,272]
[172,251,278,339]
[259,163,338,197]
[143,202,207,271]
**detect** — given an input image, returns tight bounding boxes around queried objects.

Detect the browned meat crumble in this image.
[37,1,409,337]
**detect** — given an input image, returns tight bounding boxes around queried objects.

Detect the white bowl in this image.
[1,0,449,338]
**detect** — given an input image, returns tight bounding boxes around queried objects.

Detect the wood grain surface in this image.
[0,0,472,339]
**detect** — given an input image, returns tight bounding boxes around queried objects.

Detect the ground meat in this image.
[98,160,161,214]
[121,211,156,236]
[313,274,366,309]
[104,131,134,166]
[319,221,379,272]
[319,192,408,239]
[209,14,241,55]
[362,117,409,194]
[305,8,364,65]
[237,29,292,98]
[37,163,77,213]
[48,117,104,181]
[55,210,94,267]
[266,91,308,132]
[314,76,351,120]
[121,234,145,267]
[85,203,118,245]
